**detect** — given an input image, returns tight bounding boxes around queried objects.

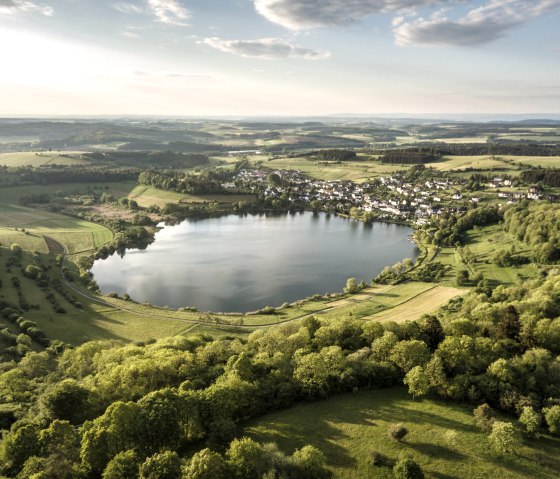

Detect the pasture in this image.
[246,388,560,479]
[0,151,87,167]
[364,285,465,322]
[249,156,403,182]
[0,204,113,253]
[128,185,256,208]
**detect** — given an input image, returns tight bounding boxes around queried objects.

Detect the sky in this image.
[0,0,559,116]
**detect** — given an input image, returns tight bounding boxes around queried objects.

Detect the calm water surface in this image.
[91,212,418,312]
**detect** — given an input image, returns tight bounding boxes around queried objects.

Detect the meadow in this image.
[246,388,560,479]
[127,184,256,208]
[0,151,87,167]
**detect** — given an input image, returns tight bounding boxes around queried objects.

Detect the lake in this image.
[91,212,418,312]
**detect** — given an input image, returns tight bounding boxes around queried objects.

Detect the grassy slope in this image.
[0,204,113,254]
[128,185,256,208]
[246,388,560,479]
[0,152,87,167]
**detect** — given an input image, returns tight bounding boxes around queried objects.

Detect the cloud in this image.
[202,37,330,60]
[147,0,190,25]
[393,0,560,46]
[112,2,144,15]
[0,0,53,16]
[253,0,437,29]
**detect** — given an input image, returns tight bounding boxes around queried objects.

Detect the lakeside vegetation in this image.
[1,118,560,478]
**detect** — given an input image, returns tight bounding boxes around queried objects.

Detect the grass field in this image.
[128,185,257,208]
[246,388,560,479]
[0,182,137,205]
[434,224,539,287]
[426,156,512,171]
[0,151,87,167]
[0,204,113,253]
[364,285,465,322]
[249,157,403,182]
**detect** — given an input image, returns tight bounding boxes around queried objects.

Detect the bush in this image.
[488,421,518,454]
[473,403,496,432]
[393,456,424,479]
[388,423,409,442]
[543,405,560,436]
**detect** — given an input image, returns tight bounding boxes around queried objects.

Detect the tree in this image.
[184,448,228,479]
[389,340,431,373]
[0,424,40,476]
[291,445,329,479]
[488,421,518,454]
[388,423,408,442]
[543,405,560,436]
[393,456,424,479]
[419,316,445,351]
[344,277,359,294]
[40,379,92,424]
[519,407,541,438]
[226,437,267,479]
[404,366,429,400]
[473,404,496,432]
[139,451,181,479]
[102,450,139,479]
[456,270,469,286]
[267,172,282,186]
[496,305,521,341]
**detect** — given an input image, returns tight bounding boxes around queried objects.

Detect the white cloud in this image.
[112,2,145,15]
[0,0,53,16]
[253,0,437,29]
[147,0,190,26]
[202,37,330,60]
[393,0,560,46]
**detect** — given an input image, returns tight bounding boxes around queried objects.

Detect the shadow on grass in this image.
[408,441,466,461]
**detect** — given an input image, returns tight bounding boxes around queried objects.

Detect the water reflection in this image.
[91,212,418,313]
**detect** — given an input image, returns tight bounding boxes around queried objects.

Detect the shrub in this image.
[388,423,409,442]
[488,421,518,454]
[393,456,424,479]
[473,403,496,432]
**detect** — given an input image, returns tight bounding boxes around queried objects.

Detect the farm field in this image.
[0,151,87,167]
[364,285,465,322]
[245,388,560,479]
[425,155,512,171]
[0,181,137,204]
[127,185,256,208]
[0,204,113,253]
[251,157,403,182]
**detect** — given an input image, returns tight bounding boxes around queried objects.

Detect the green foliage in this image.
[519,407,541,437]
[226,437,266,479]
[473,404,496,432]
[185,448,228,479]
[393,456,424,479]
[388,423,408,442]
[488,421,518,454]
[102,450,139,479]
[139,451,181,479]
[404,366,429,399]
[543,405,560,436]
[343,277,358,294]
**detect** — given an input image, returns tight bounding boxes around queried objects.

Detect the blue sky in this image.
[0,0,559,116]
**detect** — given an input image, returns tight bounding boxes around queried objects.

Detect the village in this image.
[228,166,557,225]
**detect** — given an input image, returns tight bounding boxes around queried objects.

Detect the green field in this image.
[247,157,403,182]
[426,156,512,171]
[128,185,257,208]
[0,151,87,167]
[0,204,113,253]
[0,182,137,205]
[365,285,465,322]
[246,388,560,479]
